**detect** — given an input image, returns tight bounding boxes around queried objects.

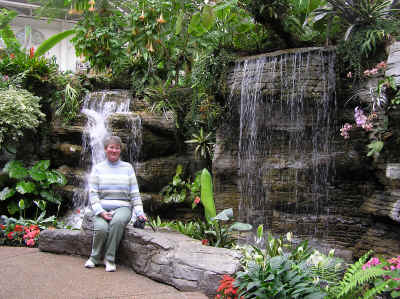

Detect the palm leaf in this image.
[34,29,75,57]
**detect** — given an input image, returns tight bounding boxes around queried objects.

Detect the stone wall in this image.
[213,45,400,259]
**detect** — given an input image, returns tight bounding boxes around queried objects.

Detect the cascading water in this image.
[62,90,142,228]
[231,49,336,242]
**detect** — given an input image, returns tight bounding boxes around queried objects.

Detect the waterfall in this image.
[232,49,336,241]
[62,90,142,228]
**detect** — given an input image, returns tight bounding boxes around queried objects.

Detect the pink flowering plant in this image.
[340,61,397,158]
[362,255,400,298]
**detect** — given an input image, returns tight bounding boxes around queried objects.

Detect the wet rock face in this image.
[49,90,202,222]
[214,46,400,259]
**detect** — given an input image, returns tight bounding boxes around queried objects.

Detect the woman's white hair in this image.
[103,135,122,149]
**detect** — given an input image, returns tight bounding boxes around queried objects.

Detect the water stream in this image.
[232,49,336,241]
[62,90,142,228]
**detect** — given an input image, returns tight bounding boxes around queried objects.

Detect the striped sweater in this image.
[88,159,144,218]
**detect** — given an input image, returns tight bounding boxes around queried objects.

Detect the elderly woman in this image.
[84,135,146,272]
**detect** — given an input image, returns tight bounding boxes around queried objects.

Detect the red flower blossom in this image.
[7,231,14,240]
[0,224,5,230]
[29,47,35,58]
[10,53,15,59]
[194,196,201,205]
[202,239,209,246]
[14,225,24,232]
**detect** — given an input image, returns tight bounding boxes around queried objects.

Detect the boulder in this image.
[39,214,242,298]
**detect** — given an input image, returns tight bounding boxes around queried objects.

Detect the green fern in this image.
[362,278,392,299]
[331,251,392,299]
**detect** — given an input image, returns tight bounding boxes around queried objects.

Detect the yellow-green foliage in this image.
[0,86,45,147]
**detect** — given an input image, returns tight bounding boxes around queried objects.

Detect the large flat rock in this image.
[39,221,242,298]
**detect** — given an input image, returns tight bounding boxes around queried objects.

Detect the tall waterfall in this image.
[63,90,142,228]
[231,49,336,240]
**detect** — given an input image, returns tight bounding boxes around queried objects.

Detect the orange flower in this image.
[157,14,167,24]
[29,47,35,58]
[0,224,5,230]
[10,53,15,59]
[139,11,145,21]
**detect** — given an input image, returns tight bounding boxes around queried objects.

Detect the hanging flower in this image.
[88,0,95,4]
[146,40,154,52]
[157,14,167,24]
[88,5,95,12]
[139,11,145,21]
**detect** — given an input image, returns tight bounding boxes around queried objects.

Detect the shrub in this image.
[0,87,45,149]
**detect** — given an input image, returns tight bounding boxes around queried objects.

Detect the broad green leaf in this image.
[200,168,216,220]
[7,201,19,215]
[229,222,252,231]
[175,10,184,35]
[212,208,233,221]
[46,170,67,185]
[3,160,28,179]
[18,199,25,209]
[201,6,215,31]
[33,160,50,171]
[0,187,15,201]
[16,181,36,194]
[35,29,75,57]
[29,168,46,181]
[40,190,61,204]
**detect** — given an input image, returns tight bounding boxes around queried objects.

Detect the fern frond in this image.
[362,279,391,299]
[337,266,389,298]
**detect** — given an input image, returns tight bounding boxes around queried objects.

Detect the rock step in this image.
[39,218,242,298]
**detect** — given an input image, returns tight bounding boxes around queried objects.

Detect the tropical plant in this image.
[326,250,399,299]
[312,0,399,41]
[199,168,216,220]
[34,29,76,58]
[55,82,83,124]
[234,254,326,298]
[0,9,21,54]
[0,160,67,218]
[72,5,128,72]
[160,164,190,204]
[147,215,173,232]
[0,87,45,150]
[185,127,214,161]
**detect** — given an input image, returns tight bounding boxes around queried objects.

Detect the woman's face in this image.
[105,143,121,162]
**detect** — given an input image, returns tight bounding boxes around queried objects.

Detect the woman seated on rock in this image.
[85,135,146,272]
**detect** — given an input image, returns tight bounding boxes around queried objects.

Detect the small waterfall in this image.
[232,49,336,241]
[63,90,142,228]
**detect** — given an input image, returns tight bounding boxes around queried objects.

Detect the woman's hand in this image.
[100,211,113,221]
[138,215,147,221]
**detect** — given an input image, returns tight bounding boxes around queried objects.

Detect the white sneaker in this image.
[104,259,116,272]
[84,259,96,268]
